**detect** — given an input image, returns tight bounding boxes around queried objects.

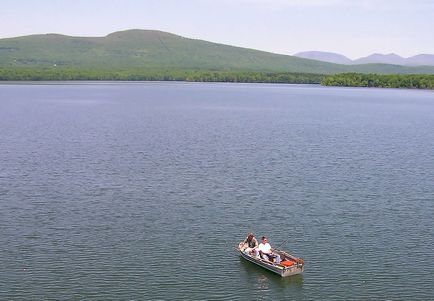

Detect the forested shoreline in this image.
[321,73,434,89]
[1,68,433,89]
[0,68,324,84]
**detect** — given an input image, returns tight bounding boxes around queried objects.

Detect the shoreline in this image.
[0,80,433,91]
[0,69,432,89]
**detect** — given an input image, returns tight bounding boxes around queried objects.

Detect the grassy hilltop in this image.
[0,29,344,73]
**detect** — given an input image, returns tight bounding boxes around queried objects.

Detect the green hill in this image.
[1,29,434,75]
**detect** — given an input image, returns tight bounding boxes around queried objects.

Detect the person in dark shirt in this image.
[239,232,258,254]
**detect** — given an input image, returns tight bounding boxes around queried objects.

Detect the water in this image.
[0,82,433,300]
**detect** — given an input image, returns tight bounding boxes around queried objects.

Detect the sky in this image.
[1,0,433,59]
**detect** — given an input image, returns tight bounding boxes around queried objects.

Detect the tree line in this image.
[2,68,433,89]
[321,73,434,89]
[0,67,324,84]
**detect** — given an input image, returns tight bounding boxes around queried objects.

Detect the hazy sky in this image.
[2,0,433,58]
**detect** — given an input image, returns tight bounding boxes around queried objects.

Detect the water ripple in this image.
[1,83,433,300]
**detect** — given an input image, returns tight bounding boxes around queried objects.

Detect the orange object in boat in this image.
[280,260,295,267]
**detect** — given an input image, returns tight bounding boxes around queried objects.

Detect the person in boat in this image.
[239,232,258,254]
[254,236,281,263]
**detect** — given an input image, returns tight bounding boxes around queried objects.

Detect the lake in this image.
[0,82,433,300]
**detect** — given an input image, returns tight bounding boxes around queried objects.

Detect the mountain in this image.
[354,53,434,66]
[0,30,345,74]
[353,53,407,65]
[406,54,434,66]
[294,51,434,67]
[294,51,352,65]
[1,29,434,74]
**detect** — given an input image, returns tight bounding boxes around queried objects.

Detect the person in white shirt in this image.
[254,236,281,263]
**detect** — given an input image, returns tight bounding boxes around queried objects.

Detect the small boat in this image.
[237,242,304,277]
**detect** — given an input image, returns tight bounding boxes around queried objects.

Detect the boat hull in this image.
[239,249,304,277]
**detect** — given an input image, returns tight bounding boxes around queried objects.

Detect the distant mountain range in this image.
[294,51,434,66]
[1,29,434,74]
